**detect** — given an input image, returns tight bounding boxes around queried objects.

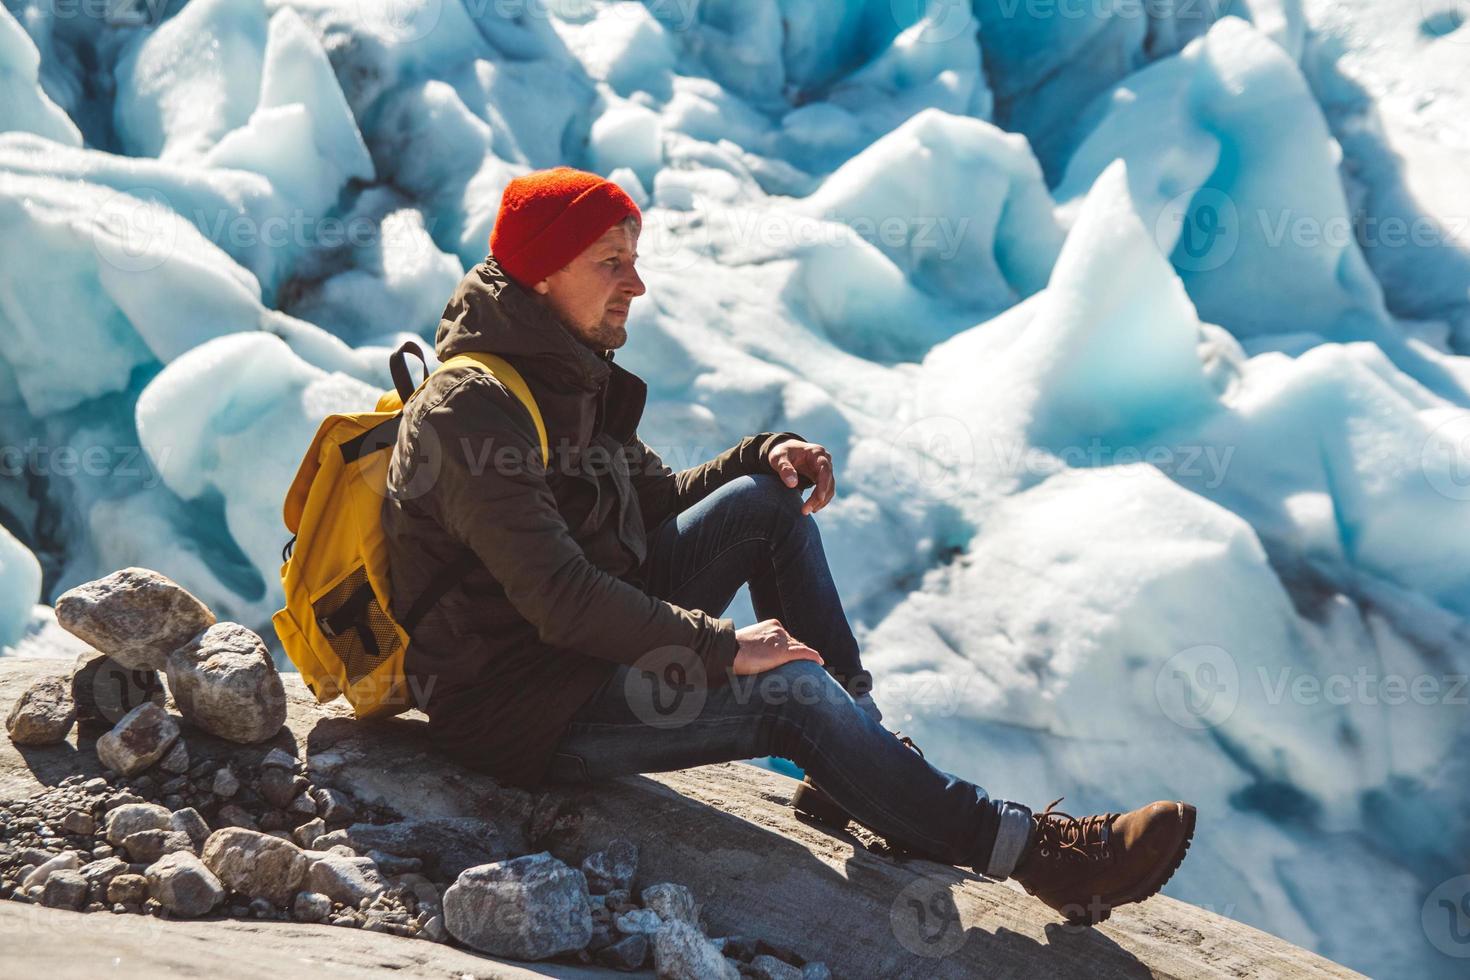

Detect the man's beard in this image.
[587,318,627,349]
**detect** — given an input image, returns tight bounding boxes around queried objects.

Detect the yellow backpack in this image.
[271,340,548,719]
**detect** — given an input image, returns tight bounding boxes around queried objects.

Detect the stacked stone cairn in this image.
[2,567,833,978]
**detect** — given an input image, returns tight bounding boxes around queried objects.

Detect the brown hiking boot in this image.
[790,732,924,829]
[1011,797,1197,926]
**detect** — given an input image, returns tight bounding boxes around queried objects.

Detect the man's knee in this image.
[748,659,849,721]
[744,659,851,760]
[738,472,807,524]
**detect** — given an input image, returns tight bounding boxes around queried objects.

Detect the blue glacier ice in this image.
[1,2,1467,976]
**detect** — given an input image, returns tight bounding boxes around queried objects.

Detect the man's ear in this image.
[532,277,551,295]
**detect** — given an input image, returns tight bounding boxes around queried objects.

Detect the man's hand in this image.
[767,438,835,516]
[732,619,823,675]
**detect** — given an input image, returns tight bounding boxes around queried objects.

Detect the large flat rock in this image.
[1,656,1359,979]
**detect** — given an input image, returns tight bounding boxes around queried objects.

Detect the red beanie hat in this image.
[489,167,642,287]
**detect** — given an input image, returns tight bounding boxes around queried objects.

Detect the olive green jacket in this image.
[383,255,808,787]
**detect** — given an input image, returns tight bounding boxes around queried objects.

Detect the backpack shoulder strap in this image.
[438,351,550,466]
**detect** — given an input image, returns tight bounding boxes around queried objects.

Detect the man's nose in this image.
[622,265,645,297]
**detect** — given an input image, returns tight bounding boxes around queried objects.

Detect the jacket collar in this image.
[435,254,614,392]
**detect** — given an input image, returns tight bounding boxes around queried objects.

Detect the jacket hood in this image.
[435,254,613,391]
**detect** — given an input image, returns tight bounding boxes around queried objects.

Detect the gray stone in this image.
[420,913,447,942]
[158,739,190,774]
[293,817,326,849]
[165,623,286,744]
[201,828,310,906]
[652,920,740,980]
[800,963,833,980]
[615,907,664,935]
[40,869,87,910]
[307,853,385,906]
[59,810,95,835]
[293,890,332,922]
[78,856,130,893]
[442,852,592,960]
[106,873,148,906]
[146,851,224,917]
[55,568,215,671]
[366,850,419,875]
[122,829,194,865]
[5,677,76,745]
[21,851,81,889]
[70,652,166,730]
[311,786,355,824]
[96,703,179,777]
[216,804,257,830]
[312,833,354,854]
[749,954,803,980]
[104,802,173,846]
[169,807,210,846]
[258,766,307,809]
[595,932,650,971]
[287,793,317,818]
[582,838,638,894]
[260,748,298,770]
[211,768,240,797]
[717,935,758,962]
[341,818,503,879]
[587,920,618,952]
[642,881,699,926]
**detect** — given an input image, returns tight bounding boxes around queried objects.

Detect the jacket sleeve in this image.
[414,374,739,687]
[628,430,816,532]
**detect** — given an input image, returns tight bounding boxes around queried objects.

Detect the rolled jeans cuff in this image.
[985,800,1034,878]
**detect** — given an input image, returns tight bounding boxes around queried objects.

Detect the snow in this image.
[112,0,271,162]
[0,523,41,649]
[795,108,1061,311]
[2,1,1467,976]
[0,5,81,147]
[205,6,374,216]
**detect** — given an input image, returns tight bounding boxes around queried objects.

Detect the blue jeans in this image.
[546,473,1033,877]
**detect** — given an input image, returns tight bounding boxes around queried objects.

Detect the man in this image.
[383,167,1195,925]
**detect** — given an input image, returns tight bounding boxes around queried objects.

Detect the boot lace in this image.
[1029,798,1115,864]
